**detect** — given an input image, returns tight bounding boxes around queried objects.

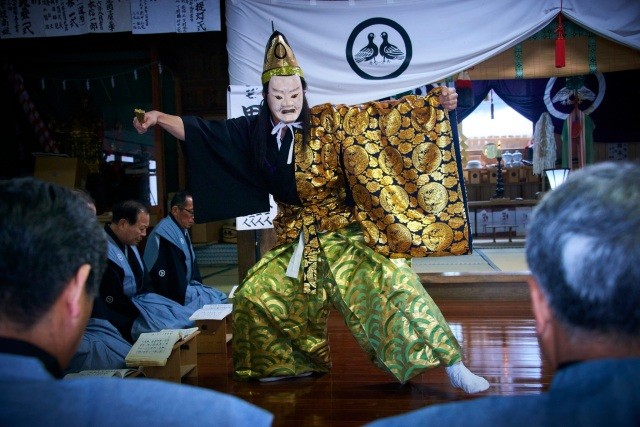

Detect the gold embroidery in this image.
[412,142,442,173]
[273,87,469,293]
[417,182,448,213]
[339,88,470,258]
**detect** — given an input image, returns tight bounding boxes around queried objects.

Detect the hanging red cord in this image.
[555,1,566,68]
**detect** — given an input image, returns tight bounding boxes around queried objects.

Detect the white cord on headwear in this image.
[271,121,301,164]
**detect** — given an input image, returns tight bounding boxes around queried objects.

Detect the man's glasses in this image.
[179,207,195,217]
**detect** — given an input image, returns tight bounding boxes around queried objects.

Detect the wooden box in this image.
[195,315,231,355]
[480,169,490,184]
[33,156,85,188]
[519,167,529,182]
[527,167,540,182]
[505,167,521,183]
[468,170,481,184]
[489,169,498,184]
[141,331,199,385]
[461,169,470,184]
[191,221,223,243]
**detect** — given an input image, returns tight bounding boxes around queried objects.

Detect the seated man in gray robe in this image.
[143,191,227,306]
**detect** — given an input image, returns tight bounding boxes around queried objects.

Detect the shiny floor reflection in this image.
[197,299,552,427]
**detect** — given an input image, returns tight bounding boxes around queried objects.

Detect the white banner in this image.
[226,0,556,106]
[226,0,640,106]
[227,85,277,230]
[131,0,221,34]
[226,84,262,119]
[1,0,221,39]
[1,0,131,38]
[235,194,277,231]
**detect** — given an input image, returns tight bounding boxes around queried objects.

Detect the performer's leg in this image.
[321,226,488,392]
[232,244,331,381]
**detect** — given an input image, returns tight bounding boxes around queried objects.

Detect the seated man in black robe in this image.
[94,200,153,343]
[143,191,227,307]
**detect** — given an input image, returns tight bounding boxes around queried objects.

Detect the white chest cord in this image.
[271,121,301,165]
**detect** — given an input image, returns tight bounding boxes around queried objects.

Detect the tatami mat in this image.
[200,265,238,295]
[412,247,528,273]
[200,241,530,294]
[412,252,495,273]
[478,248,529,272]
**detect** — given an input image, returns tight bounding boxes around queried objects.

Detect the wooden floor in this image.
[196,296,554,426]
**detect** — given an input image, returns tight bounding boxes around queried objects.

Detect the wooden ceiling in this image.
[469,35,640,81]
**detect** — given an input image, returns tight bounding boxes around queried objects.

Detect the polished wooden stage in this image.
[196,275,553,427]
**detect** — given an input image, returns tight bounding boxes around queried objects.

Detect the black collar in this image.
[104,223,126,252]
[556,360,581,371]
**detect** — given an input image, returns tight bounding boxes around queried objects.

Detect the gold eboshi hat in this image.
[261,31,304,85]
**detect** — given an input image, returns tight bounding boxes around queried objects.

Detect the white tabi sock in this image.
[445,362,490,394]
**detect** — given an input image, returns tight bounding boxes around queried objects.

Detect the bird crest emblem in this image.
[354,32,405,64]
[544,73,606,121]
[346,18,412,80]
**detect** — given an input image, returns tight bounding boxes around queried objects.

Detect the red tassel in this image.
[555,14,566,68]
[454,79,472,89]
[555,36,565,68]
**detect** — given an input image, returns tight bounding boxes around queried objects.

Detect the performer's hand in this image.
[440,87,458,111]
[133,110,158,134]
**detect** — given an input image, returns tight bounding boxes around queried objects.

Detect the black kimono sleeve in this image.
[182,115,270,223]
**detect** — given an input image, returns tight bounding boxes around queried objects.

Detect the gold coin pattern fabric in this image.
[233,224,462,383]
[273,88,469,294]
[338,88,470,258]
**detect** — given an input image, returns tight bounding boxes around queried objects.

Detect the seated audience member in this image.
[66,190,133,374]
[143,191,227,306]
[94,200,196,343]
[366,161,640,427]
[0,177,274,425]
[93,200,154,343]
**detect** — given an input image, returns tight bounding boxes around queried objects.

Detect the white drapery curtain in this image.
[226,0,640,106]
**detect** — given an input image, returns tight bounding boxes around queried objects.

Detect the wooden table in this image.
[485,225,515,242]
[468,199,537,237]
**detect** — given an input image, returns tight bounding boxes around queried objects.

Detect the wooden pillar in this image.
[150,45,165,218]
[174,75,186,190]
[236,228,277,282]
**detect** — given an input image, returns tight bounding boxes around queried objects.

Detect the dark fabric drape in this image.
[453,70,640,143]
[589,70,640,143]
[456,79,556,133]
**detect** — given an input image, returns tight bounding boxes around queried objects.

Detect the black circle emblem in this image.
[346,18,412,80]
[544,73,605,120]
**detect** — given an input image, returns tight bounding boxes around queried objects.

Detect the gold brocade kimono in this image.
[233,88,468,383]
